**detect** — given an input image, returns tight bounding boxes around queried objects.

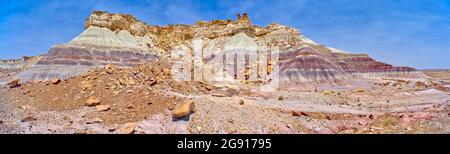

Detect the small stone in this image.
[106,69,113,74]
[19,105,33,110]
[51,78,61,84]
[127,104,134,109]
[286,124,292,128]
[85,97,100,106]
[358,120,368,126]
[204,86,212,91]
[86,118,103,124]
[278,95,285,100]
[7,79,20,88]
[74,129,89,134]
[126,78,136,86]
[108,126,116,132]
[292,111,308,117]
[323,90,333,95]
[356,88,365,93]
[80,81,92,90]
[80,112,86,118]
[96,105,111,112]
[239,99,245,105]
[104,64,114,70]
[172,100,195,118]
[22,89,30,94]
[117,122,137,134]
[21,115,36,122]
[149,80,158,86]
[212,93,226,97]
[81,74,89,78]
[227,119,234,124]
[162,68,171,76]
[196,126,202,132]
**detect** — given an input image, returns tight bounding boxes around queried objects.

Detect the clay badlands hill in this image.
[0,11,449,134]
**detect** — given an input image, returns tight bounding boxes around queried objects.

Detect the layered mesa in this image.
[11,11,424,83]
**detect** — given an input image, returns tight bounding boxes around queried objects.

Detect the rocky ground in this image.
[0,63,449,134]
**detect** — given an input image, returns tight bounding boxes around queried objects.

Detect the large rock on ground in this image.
[116,122,137,134]
[7,79,20,88]
[85,97,101,106]
[172,100,195,118]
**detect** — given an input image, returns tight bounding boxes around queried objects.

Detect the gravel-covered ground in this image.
[1,67,449,134]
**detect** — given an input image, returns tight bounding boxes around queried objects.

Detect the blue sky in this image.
[0,0,449,69]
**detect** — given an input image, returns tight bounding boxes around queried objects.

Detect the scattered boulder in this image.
[20,114,36,122]
[125,78,136,86]
[127,104,134,109]
[85,97,101,106]
[86,118,103,124]
[212,93,226,97]
[108,126,117,132]
[358,120,368,126]
[104,64,114,70]
[286,124,292,128]
[51,78,61,85]
[118,78,126,85]
[368,114,375,119]
[323,90,333,95]
[172,100,195,118]
[7,79,20,88]
[162,68,171,76]
[278,95,285,100]
[96,105,111,112]
[239,99,245,105]
[74,129,89,134]
[80,81,92,90]
[21,89,30,94]
[106,69,114,74]
[227,119,234,124]
[204,86,212,91]
[435,84,448,92]
[292,111,308,117]
[356,88,365,93]
[415,81,427,88]
[196,126,202,132]
[149,80,158,86]
[19,105,33,110]
[116,122,137,134]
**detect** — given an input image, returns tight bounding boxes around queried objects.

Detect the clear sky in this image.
[0,0,449,69]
